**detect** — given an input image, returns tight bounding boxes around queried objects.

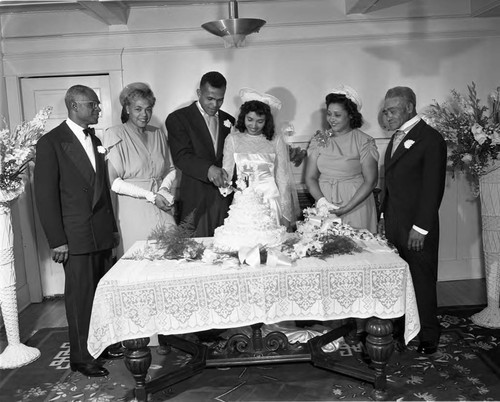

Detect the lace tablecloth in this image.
[87,240,420,358]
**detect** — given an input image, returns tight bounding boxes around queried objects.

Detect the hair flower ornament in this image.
[97,146,108,155]
[404,139,415,149]
[223,119,232,128]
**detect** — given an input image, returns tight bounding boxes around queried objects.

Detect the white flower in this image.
[404,139,415,149]
[461,153,473,163]
[471,123,488,145]
[491,131,500,145]
[97,146,107,154]
[223,119,232,128]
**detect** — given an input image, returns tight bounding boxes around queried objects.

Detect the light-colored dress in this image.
[222,131,298,225]
[308,128,379,233]
[102,122,176,257]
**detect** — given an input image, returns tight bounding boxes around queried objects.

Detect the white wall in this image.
[2,0,499,290]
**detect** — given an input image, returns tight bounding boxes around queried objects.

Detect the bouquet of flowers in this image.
[424,83,500,185]
[0,107,53,200]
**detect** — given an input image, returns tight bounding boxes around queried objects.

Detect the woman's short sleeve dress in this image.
[307,129,379,233]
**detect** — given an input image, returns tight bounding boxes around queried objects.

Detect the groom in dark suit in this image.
[34,85,119,377]
[378,86,447,355]
[166,71,235,237]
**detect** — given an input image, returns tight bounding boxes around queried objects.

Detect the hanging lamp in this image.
[201,1,266,48]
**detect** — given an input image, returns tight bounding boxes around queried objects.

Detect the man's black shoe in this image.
[70,362,109,377]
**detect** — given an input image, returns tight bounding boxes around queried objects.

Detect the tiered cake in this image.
[213,187,286,252]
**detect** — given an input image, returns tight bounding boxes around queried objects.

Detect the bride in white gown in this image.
[221,88,300,228]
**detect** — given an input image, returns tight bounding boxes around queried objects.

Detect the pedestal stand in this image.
[0,197,40,369]
[471,166,500,328]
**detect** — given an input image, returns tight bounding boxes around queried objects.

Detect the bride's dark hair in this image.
[235,100,275,141]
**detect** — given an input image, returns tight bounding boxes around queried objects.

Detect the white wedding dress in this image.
[222,131,299,225]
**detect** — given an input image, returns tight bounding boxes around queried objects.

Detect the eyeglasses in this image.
[74,100,101,110]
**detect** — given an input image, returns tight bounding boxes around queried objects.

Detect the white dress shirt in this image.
[196,102,219,150]
[66,118,96,171]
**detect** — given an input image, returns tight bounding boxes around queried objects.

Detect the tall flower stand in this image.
[0,191,41,369]
[471,166,500,328]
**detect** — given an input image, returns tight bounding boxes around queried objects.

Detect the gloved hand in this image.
[111,177,156,203]
[157,170,176,205]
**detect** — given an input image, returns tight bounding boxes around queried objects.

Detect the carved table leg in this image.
[364,317,394,401]
[122,337,151,402]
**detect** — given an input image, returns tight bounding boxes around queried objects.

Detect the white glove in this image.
[159,169,176,192]
[157,170,176,205]
[316,197,339,211]
[111,177,156,204]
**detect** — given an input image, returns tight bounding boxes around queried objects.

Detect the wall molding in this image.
[3,19,500,64]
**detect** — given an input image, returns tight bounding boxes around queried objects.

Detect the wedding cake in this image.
[213,187,286,252]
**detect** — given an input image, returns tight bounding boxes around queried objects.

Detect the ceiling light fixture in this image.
[201,1,266,48]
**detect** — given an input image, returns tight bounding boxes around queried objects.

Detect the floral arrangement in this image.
[288,207,377,259]
[148,213,205,260]
[124,212,205,261]
[424,82,500,184]
[0,107,53,198]
[288,145,307,167]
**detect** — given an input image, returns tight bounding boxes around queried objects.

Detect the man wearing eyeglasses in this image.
[34,85,120,377]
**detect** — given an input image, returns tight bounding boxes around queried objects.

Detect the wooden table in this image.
[88,240,420,401]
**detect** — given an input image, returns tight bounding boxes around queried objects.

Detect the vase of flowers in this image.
[425,83,500,328]
[0,106,52,369]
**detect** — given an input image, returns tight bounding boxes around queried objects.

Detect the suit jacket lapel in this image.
[188,103,216,159]
[385,120,424,172]
[59,122,95,186]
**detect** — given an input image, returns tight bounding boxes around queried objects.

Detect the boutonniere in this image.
[97,145,108,155]
[223,119,232,129]
[404,139,415,149]
[313,129,333,148]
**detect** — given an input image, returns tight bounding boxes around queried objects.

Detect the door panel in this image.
[20,75,112,296]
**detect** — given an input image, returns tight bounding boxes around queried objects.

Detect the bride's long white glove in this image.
[111,177,156,204]
[157,170,176,205]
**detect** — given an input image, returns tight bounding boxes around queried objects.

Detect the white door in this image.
[20,75,113,297]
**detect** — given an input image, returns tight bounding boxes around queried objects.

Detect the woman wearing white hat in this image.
[305,85,379,234]
[102,82,176,257]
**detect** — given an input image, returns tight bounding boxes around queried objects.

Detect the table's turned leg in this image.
[364,318,394,401]
[122,337,151,402]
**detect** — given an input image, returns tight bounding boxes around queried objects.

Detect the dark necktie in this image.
[83,127,95,137]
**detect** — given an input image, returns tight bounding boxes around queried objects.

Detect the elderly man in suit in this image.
[378,86,447,355]
[34,85,119,377]
[166,71,235,237]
